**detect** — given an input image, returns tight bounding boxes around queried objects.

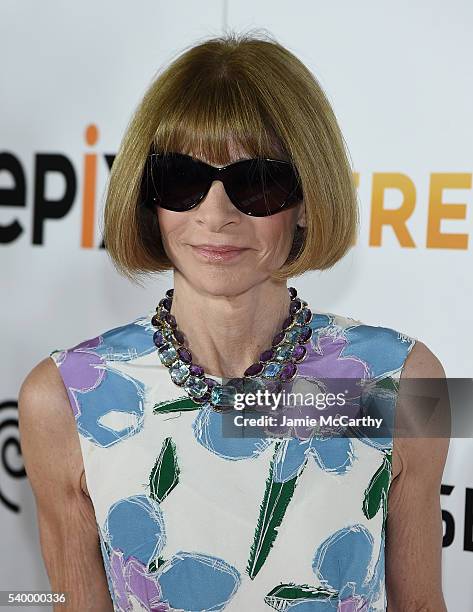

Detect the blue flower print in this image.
[51,315,157,448]
[308,524,385,611]
[100,494,241,612]
[192,374,358,481]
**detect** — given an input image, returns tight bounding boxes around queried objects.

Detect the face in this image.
[156,142,306,297]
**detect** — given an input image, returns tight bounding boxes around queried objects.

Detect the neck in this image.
[167,274,292,379]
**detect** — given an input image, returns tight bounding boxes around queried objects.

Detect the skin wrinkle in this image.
[385,342,449,611]
[19,359,114,611]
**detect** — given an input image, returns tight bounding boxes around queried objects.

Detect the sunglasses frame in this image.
[140,152,304,217]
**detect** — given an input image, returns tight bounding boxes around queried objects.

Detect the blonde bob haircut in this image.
[103,29,359,287]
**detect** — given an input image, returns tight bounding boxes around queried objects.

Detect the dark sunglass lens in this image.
[150,153,209,211]
[225,160,302,217]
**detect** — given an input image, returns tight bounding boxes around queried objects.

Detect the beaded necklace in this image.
[151,286,313,411]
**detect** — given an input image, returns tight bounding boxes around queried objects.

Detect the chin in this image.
[188,271,262,297]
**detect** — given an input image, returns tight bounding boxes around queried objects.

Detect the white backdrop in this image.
[1,1,472,609]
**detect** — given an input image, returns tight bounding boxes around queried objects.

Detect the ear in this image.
[296,203,307,228]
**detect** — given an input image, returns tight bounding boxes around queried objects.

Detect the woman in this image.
[19,31,449,611]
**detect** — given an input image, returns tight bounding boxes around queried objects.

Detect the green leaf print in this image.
[363,450,392,525]
[147,556,167,573]
[149,437,180,503]
[246,441,308,580]
[374,376,398,393]
[153,396,201,413]
[264,583,338,611]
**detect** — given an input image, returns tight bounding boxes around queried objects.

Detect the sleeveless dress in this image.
[49,306,417,612]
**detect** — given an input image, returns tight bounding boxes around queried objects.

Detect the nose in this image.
[193,180,241,228]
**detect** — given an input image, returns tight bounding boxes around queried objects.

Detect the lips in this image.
[193,244,246,252]
[190,244,248,262]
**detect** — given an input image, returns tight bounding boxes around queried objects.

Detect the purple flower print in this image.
[51,337,104,419]
[109,548,169,611]
[99,495,241,612]
[50,317,158,447]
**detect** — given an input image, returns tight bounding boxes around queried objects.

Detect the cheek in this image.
[257,213,296,252]
[156,209,185,239]
[157,208,171,232]
[156,210,182,256]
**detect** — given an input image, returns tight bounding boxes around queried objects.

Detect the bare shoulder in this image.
[401,339,446,378]
[18,358,114,609]
[18,356,86,497]
[393,340,450,480]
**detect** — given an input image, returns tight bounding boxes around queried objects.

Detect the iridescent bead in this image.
[155,308,167,321]
[298,326,313,343]
[194,391,211,404]
[151,314,161,328]
[259,349,274,362]
[292,345,306,362]
[282,315,294,330]
[280,362,297,381]
[169,361,190,384]
[203,377,218,389]
[164,313,177,328]
[271,331,286,347]
[284,327,300,343]
[244,362,264,377]
[262,362,282,378]
[162,327,174,342]
[153,330,165,347]
[294,308,309,325]
[274,343,293,361]
[211,385,237,407]
[174,329,185,344]
[289,299,302,315]
[184,375,208,398]
[190,364,204,377]
[288,286,297,299]
[159,297,172,311]
[158,343,178,365]
[177,346,192,363]
[237,377,267,395]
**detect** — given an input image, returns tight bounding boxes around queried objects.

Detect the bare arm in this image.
[18,357,114,611]
[386,341,450,611]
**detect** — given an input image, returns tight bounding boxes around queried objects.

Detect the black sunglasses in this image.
[140,151,303,217]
